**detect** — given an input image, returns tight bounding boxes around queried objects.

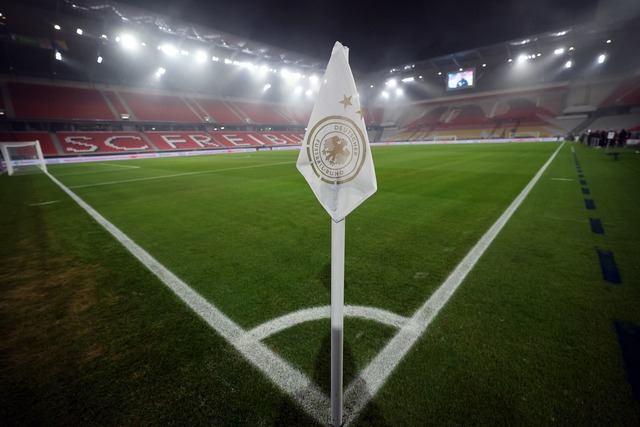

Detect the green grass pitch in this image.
[1,142,639,425]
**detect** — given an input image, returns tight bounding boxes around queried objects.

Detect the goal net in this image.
[0,140,48,176]
[431,135,457,141]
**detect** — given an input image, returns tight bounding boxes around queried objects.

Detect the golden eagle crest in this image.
[322,135,350,166]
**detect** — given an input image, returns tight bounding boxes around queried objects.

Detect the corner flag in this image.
[296,41,377,427]
[296,41,377,223]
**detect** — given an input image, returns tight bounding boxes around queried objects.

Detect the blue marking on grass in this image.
[596,248,621,283]
[582,187,590,195]
[589,218,604,234]
[580,179,587,185]
[584,199,596,210]
[578,174,584,178]
[614,320,640,401]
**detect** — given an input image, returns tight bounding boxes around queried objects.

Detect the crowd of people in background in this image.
[578,129,630,147]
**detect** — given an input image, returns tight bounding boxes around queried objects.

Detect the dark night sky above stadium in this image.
[119,0,600,71]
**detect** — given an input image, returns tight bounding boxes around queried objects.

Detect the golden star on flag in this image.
[356,109,364,119]
[339,95,353,109]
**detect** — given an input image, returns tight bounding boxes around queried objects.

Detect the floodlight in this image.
[598,54,606,64]
[606,39,611,44]
[263,83,271,92]
[156,67,166,77]
[482,63,487,67]
[305,89,313,97]
[554,48,564,55]
[438,71,442,75]
[76,28,83,35]
[517,54,528,63]
[565,60,572,68]
[401,77,414,83]
[55,51,62,61]
[381,91,389,99]
[97,55,103,64]
[195,50,207,63]
[180,50,189,56]
[387,78,397,87]
[54,24,61,30]
[395,88,403,96]
[294,85,303,95]
[101,34,108,40]
[119,34,138,50]
[160,44,178,57]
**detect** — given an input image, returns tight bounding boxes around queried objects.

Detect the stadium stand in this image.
[8,82,116,121]
[191,98,246,125]
[118,91,202,123]
[0,132,59,156]
[1,0,639,155]
[230,101,293,125]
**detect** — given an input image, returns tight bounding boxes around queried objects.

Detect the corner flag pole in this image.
[331,218,345,426]
[295,41,377,426]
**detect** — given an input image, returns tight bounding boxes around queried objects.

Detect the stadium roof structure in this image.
[1,0,639,104]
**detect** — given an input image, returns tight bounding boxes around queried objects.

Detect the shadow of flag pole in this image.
[296,41,377,426]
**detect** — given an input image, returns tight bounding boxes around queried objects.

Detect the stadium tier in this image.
[8,82,116,121]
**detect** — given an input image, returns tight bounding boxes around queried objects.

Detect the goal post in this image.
[0,140,48,176]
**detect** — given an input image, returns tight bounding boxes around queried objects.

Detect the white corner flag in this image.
[296,41,377,427]
[297,41,377,223]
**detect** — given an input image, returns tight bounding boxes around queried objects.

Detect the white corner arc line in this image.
[245,305,409,342]
[44,171,329,425]
[342,142,565,426]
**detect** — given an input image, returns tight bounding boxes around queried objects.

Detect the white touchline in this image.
[341,141,565,426]
[45,171,329,425]
[96,162,141,169]
[67,161,294,189]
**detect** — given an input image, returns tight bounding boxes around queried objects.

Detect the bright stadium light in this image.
[54,24,61,30]
[76,28,83,35]
[263,83,271,92]
[554,48,565,55]
[294,85,303,95]
[395,88,403,96]
[160,43,178,57]
[55,51,62,61]
[119,34,138,50]
[97,55,103,64]
[386,78,397,87]
[517,54,528,63]
[381,91,389,99]
[195,50,208,63]
[155,67,166,77]
[606,39,612,44]
[598,54,606,64]
[565,60,572,68]
[401,76,414,83]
